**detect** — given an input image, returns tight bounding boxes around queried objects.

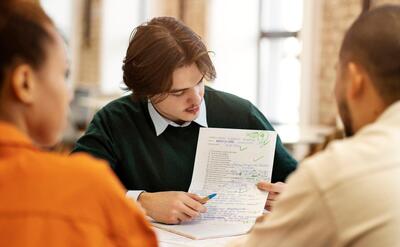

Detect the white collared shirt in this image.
[126,99,208,201]
[147,99,208,136]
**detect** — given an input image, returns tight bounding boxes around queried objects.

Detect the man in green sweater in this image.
[73,17,297,224]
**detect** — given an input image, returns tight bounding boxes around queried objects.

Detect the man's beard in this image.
[337,99,354,137]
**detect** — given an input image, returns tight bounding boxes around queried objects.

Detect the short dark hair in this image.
[0,0,54,89]
[339,5,400,105]
[122,17,216,100]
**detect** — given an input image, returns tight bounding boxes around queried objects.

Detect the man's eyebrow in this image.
[169,76,204,93]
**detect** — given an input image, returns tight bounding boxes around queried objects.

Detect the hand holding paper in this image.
[139,191,206,224]
[257,181,286,211]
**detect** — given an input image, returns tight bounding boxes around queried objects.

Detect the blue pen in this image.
[200,193,217,204]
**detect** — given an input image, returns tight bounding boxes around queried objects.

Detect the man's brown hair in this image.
[122,17,216,100]
[339,5,400,105]
[0,0,54,88]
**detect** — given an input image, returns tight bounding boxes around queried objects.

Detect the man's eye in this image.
[170,91,184,96]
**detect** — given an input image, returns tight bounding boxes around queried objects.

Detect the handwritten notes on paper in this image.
[190,128,277,223]
[153,128,277,240]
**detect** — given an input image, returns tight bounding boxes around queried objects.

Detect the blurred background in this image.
[36,0,399,160]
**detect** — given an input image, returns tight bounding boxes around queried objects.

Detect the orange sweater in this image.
[0,122,157,247]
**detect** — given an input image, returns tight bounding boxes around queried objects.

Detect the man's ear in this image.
[346,62,366,99]
[10,64,36,104]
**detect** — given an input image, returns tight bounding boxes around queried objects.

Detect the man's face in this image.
[335,61,354,137]
[151,63,204,124]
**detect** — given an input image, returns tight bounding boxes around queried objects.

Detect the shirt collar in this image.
[0,121,34,148]
[148,100,208,136]
[375,100,400,124]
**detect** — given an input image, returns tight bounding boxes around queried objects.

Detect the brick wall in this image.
[317,0,361,125]
[316,0,400,125]
[73,0,102,87]
[150,0,207,39]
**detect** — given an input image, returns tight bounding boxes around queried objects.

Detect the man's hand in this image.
[138,191,207,224]
[257,181,286,211]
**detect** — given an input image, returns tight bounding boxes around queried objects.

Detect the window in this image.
[40,0,73,87]
[40,0,72,39]
[208,0,259,104]
[258,0,303,125]
[100,0,148,93]
[208,0,305,125]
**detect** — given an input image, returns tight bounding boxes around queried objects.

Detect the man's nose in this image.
[187,87,202,105]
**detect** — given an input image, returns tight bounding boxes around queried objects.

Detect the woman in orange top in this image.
[0,1,157,246]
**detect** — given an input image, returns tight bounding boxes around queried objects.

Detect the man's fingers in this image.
[187,193,202,201]
[265,199,275,211]
[176,211,195,223]
[183,194,207,213]
[257,181,273,191]
[274,182,286,191]
[180,202,201,219]
[257,181,286,193]
[267,192,279,200]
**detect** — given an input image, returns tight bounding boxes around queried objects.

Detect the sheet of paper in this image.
[153,221,252,240]
[153,128,277,240]
[191,128,277,221]
[155,227,244,247]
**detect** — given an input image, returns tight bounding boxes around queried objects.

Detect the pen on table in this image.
[199,193,217,204]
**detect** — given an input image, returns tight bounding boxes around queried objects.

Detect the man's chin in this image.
[181,118,196,123]
[182,112,199,121]
[172,116,195,125]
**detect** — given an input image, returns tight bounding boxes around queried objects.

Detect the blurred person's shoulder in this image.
[292,113,400,244]
[59,152,123,191]
[298,119,400,194]
[29,150,125,197]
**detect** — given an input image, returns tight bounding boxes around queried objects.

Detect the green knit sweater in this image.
[72,87,297,191]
